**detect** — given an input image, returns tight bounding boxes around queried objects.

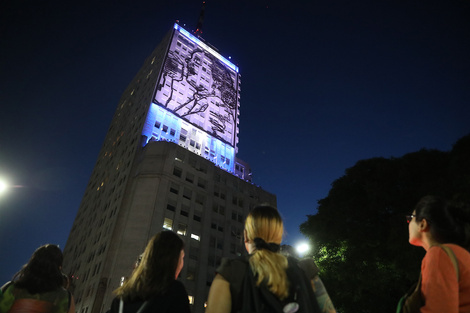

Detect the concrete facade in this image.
[62,24,276,313]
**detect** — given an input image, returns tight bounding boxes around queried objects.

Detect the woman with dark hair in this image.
[0,244,74,313]
[206,205,336,313]
[109,231,190,313]
[402,195,470,312]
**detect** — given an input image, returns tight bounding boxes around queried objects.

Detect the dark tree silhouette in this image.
[300,134,470,313]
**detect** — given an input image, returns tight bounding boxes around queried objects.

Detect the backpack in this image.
[236,257,321,313]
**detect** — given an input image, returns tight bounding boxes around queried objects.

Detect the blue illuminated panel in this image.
[143,104,236,173]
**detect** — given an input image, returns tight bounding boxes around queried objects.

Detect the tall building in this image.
[62,23,276,313]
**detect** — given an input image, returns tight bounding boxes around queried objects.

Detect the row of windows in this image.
[169,182,205,205]
[173,166,207,189]
[163,214,243,245]
[166,204,202,222]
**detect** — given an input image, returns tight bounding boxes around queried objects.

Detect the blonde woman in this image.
[206,205,336,313]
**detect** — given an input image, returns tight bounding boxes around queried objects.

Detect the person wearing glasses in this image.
[405,195,470,312]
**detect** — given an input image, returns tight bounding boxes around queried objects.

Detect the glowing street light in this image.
[296,242,311,257]
[0,179,8,195]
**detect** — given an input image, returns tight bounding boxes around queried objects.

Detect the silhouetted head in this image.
[14,244,64,293]
[140,231,185,280]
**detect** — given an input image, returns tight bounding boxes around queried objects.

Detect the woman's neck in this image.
[422,235,440,251]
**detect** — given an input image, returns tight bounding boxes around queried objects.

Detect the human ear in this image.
[244,229,248,243]
[419,219,430,232]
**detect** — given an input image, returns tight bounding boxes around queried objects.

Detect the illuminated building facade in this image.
[144,24,239,174]
[62,23,276,313]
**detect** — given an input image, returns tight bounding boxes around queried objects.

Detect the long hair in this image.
[245,205,289,299]
[13,244,64,294]
[114,231,184,300]
[415,195,470,250]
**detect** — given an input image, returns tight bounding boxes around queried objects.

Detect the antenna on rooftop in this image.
[194,1,205,37]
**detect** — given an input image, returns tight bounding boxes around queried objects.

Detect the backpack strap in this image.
[286,258,322,313]
[237,257,322,313]
[239,264,284,313]
[118,299,149,313]
[1,281,13,293]
[439,245,459,281]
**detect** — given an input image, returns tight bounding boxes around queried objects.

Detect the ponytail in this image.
[245,205,289,299]
[249,248,289,299]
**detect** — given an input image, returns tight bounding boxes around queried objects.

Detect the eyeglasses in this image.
[406,214,416,223]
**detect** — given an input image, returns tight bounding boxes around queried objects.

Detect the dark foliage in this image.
[300,134,470,313]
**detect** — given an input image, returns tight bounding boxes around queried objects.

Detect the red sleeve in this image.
[420,246,459,313]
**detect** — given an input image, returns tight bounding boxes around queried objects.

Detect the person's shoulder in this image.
[217,256,248,273]
[444,243,470,255]
[220,255,248,267]
[423,244,462,268]
[289,257,320,279]
[171,280,188,294]
[216,256,249,284]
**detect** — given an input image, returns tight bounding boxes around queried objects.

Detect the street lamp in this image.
[0,179,8,195]
[296,242,311,258]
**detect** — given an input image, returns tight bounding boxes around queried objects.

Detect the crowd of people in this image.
[1,195,469,313]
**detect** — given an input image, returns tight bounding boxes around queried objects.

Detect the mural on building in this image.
[154,24,239,147]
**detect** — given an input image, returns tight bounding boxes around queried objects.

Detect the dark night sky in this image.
[1,0,469,283]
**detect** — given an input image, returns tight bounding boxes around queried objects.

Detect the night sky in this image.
[1,0,469,283]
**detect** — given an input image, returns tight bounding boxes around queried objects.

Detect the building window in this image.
[169,183,179,194]
[163,218,173,230]
[197,178,206,189]
[166,204,176,212]
[195,194,205,205]
[180,210,189,217]
[154,121,161,129]
[185,173,194,183]
[186,268,196,281]
[191,233,200,241]
[177,223,187,236]
[170,128,176,136]
[173,167,182,178]
[162,125,168,133]
[189,247,199,260]
[199,164,207,173]
[188,295,194,305]
[193,214,201,222]
[183,188,192,200]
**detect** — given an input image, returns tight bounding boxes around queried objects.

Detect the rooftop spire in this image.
[194,1,205,37]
